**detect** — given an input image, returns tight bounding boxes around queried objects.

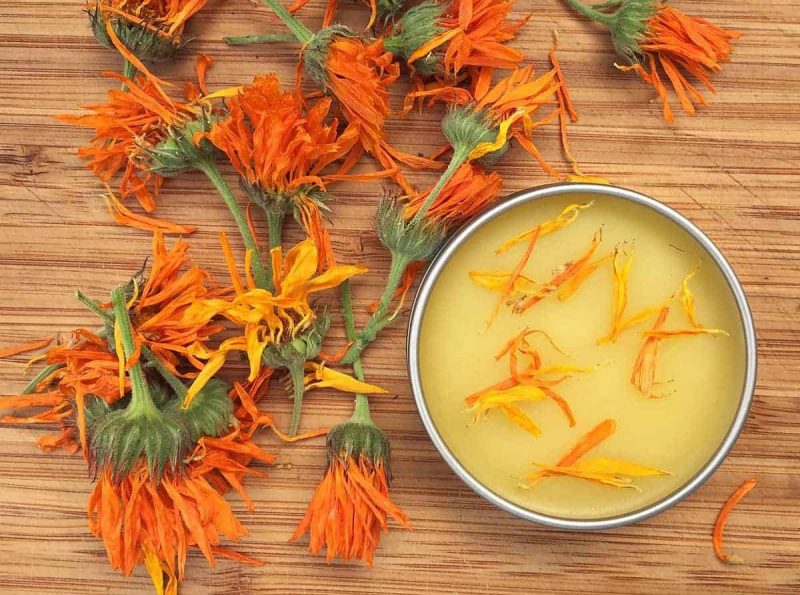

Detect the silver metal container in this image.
[407,183,757,530]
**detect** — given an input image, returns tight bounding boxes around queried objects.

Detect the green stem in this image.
[141,346,187,398]
[340,251,411,365]
[258,0,314,45]
[111,287,156,414]
[339,281,373,425]
[562,0,615,26]
[22,363,64,395]
[196,159,273,292]
[410,148,470,225]
[121,58,137,90]
[267,210,284,250]
[76,290,113,323]
[224,33,299,46]
[287,361,306,437]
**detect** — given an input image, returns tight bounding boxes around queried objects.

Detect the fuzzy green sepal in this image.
[376,0,408,25]
[442,106,497,156]
[163,378,235,443]
[302,25,356,89]
[147,112,218,177]
[89,9,186,63]
[89,402,189,483]
[327,420,390,468]
[376,197,446,263]
[383,0,445,76]
[564,0,657,61]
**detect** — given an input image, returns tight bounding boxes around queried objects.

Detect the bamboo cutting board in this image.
[0,1,798,593]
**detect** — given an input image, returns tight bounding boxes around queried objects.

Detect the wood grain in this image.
[1,1,799,593]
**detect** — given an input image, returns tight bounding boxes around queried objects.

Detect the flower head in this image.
[565,0,740,122]
[89,0,208,63]
[385,0,529,77]
[291,415,411,565]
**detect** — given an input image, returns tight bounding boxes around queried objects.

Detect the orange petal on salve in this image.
[486,226,541,327]
[713,478,758,564]
[514,229,603,313]
[557,251,613,301]
[597,245,634,344]
[498,403,542,437]
[557,418,616,468]
[630,306,670,397]
[680,268,704,328]
[643,328,728,339]
[496,202,593,254]
[576,457,670,478]
[470,270,537,297]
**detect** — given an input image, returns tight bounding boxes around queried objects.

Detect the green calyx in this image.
[327,420,391,471]
[262,311,330,370]
[376,0,408,25]
[441,106,498,157]
[376,197,446,263]
[163,378,235,443]
[147,112,218,177]
[383,0,445,76]
[563,0,657,61]
[302,25,355,90]
[89,9,186,63]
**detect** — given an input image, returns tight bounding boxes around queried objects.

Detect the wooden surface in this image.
[1,1,799,593]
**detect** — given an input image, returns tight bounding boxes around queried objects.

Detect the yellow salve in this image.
[418,191,746,519]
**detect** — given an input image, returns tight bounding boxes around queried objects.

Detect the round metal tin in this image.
[406,183,757,530]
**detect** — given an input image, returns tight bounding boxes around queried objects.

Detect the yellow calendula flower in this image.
[183,235,368,407]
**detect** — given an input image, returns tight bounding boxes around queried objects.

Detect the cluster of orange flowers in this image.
[0,0,744,592]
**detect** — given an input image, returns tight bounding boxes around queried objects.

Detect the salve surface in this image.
[418,191,746,520]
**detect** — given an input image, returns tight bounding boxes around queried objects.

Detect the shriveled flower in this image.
[239,1,442,194]
[385,0,529,78]
[564,0,740,122]
[291,402,411,565]
[203,74,361,267]
[89,0,209,65]
[184,235,383,435]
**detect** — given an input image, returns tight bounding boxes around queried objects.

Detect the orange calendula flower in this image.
[525,418,669,491]
[253,1,442,194]
[385,0,529,77]
[58,72,194,214]
[403,162,503,226]
[713,478,757,565]
[291,415,411,565]
[90,0,209,66]
[564,0,740,123]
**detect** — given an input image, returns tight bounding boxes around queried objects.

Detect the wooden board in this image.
[1,1,799,593]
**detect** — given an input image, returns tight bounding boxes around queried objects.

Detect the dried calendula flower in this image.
[89,0,208,69]
[291,398,411,565]
[713,478,758,564]
[525,419,669,491]
[384,0,529,77]
[563,0,740,122]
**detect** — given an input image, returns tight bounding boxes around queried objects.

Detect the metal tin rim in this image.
[406,183,757,531]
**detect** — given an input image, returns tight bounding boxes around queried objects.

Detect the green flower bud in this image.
[376,197,446,263]
[302,25,355,89]
[606,0,657,61]
[383,1,445,76]
[147,113,217,177]
[89,9,185,63]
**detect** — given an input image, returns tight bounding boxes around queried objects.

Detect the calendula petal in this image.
[470,270,537,295]
[496,202,593,254]
[575,457,670,477]
[498,403,542,437]
[304,363,388,394]
[184,353,226,408]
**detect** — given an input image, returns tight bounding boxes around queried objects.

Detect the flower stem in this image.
[224,33,299,46]
[111,286,156,414]
[22,363,64,395]
[76,290,113,323]
[287,360,306,437]
[258,0,314,45]
[267,210,284,250]
[121,58,137,90]
[141,346,187,398]
[196,158,273,292]
[340,251,411,365]
[562,0,615,27]
[339,280,373,426]
[409,147,469,225]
